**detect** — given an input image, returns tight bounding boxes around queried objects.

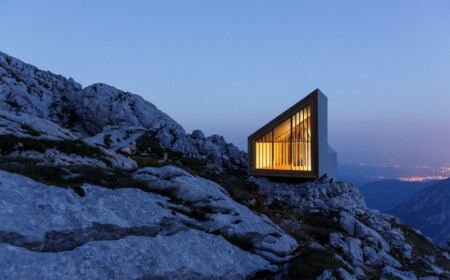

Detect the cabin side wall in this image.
[317,91,328,178]
[317,91,337,180]
[327,145,337,179]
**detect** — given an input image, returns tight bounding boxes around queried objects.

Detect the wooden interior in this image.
[248,90,319,178]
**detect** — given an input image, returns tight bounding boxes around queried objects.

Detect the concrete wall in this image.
[317,90,337,180]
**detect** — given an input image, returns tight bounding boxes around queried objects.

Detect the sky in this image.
[1,0,450,169]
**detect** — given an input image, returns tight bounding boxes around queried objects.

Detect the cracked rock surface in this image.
[1,231,272,280]
[252,177,450,279]
[0,169,295,278]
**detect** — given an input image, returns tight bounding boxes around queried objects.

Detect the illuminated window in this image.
[255,131,272,169]
[255,105,311,171]
[249,89,337,179]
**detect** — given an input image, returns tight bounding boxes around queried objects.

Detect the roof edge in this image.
[248,88,323,139]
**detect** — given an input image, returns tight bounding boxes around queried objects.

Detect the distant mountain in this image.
[390,178,450,245]
[358,180,433,213]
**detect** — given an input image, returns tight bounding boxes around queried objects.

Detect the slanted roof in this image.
[248,88,336,179]
[249,89,319,140]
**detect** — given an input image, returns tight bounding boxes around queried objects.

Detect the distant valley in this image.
[337,162,449,186]
[357,179,434,213]
[391,178,450,245]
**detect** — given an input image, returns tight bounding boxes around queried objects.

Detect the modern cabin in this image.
[248,89,337,180]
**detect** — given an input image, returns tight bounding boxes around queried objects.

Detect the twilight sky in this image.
[1,1,450,168]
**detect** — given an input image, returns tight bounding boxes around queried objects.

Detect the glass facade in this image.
[255,105,312,171]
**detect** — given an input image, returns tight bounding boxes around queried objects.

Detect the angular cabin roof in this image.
[249,89,321,140]
[247,88,337,179]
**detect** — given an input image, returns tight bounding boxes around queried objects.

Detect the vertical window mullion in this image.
[307,105,311,171]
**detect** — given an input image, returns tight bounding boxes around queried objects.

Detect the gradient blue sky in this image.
[1,1,450,167]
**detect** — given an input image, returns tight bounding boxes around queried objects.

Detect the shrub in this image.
[0,157,146,192]
[222,234,254,252]
[0,135,111,166]
[135,131,165,157]
[20,123,41,136]
[288,248,342,279]
[103,134,112,148]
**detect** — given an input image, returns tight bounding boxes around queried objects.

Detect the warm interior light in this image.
[255,105,311,171]
[255,131,272,169]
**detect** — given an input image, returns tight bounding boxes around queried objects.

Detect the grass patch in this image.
[401,224,438,257]
[297,212,343,244]
[149,188,179,202]
[136,131,165,157]
[203,174,344,245]
[103,134,112,148]
[395,224,450,276]
[0,157,65,186]
[251,270,277,280]
[134,129,246,175]
[0,157,146,191]
[66,109,78,128]
[177,156,208,174]
[198,174,261,206]
[222,234,254,252]
[20,123,41,136]
[132,140,208,176]
[174,202,215,222]
[189,208,210,222]
[131,155,164,168]
[0,134,111,166]
[288,248,342,279]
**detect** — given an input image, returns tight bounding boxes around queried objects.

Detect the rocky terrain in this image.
[0,50,449,279]
[391,178,450,246]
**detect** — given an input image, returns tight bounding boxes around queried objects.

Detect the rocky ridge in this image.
[0,51,247,174]
[0,50,449,279]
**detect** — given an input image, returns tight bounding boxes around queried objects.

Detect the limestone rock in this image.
[316,269,336,280]
[0,231,273,279]
[133,166,299,262]
[382,265,417,280]
[0,169,289,278]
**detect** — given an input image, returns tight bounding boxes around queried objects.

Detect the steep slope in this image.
[70,83,185,136]
[0,52,81,126]
[358,179,433,212]
[0,50,449,279]
[0,50,247,174]
[0,50,177,134]
[391,178,450,245]
[248,178,450,279]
